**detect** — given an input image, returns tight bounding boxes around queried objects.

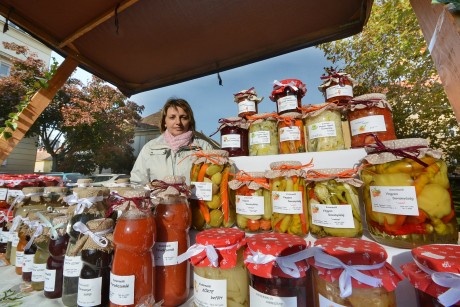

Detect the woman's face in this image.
[164,106,191,136]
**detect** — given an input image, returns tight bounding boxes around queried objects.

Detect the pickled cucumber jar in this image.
[229,172,271,233]
[177,228,249,307]
[265,161,310,237]
[233,87,263,118]
[306,168,363,239]
[309,237,403,307]
[214,117,249,157]
[318,68,357,105]
[247,113,279,156]
[277,112,306,154]
[270,79,306,115]
[347,93,397,148]
[190,150,235,230]
[401,244,460,307]
[360,138,458,248]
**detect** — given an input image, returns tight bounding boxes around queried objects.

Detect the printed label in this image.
[238,99,256,114]
[78,277,102,307]
[370,186,418,216]
[193,273,226,307]
[319,293,346,307]
[32,263,47,282]
[0,188,7,201]
[109,273,135,305]
[350,115,386,136]
[325,84,353,100]
[63,255,83,277]
[279,126,301,142]
[236,195,264,215]
[154,241,178,266]
[221,134,241,148]
[22,254,34,273]
[277,95,298,112]
[308,121,337,139]
[250,286,297,306]
[15,251,24,268]
[250,130,271,145]
[7,190,24,198]
[311,204,355,228]
[191,182,213,201]
[0,231,8,243]
[44,269,56,292]
[272,191,303,214]
[12,232,19,247]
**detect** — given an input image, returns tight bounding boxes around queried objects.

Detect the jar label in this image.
[191,182,213,201]
[32,263,47,282]
[109,273,135,305]
[22,254,34,273]
[308,121,337,139]
[77,277,102,307]
[319,293,346,307]
[221,134,241,149]
[325,84,353,100]
[279,126,301,142]
[272,191,303,214]
[6,231,13,242]
[236,195,264,215]
[277,95,298,113]
[370,186,418,216]
[0,231,8,243]
[0,188,7,200]
[12,232,19,247]
[154,241,178,266]
[63,255,83,277]
[44,269,56,292]
[311,204,355,228]
[193,273,226,307]
[250,130,270,145]
[7,189,24,198]
[350,115,386,136]
[15,251,24,268]
[238,99,256,114]
[250,286,297,306]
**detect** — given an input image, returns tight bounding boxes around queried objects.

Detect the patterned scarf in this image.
[163,130,193,152]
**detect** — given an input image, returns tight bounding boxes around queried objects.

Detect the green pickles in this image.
[248,117,279,156]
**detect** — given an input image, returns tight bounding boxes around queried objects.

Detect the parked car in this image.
[43,172,88,186]
[89,174,130,187]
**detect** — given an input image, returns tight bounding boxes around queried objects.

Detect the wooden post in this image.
[0,56,79,163]
[410,0,460,124]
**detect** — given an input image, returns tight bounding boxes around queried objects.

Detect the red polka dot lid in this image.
[269,79,307,101]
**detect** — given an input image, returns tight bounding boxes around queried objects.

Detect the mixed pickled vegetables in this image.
[305,108,345,152]
[234,185,272,233]
[278,115,306,154]
[248,118,279,156]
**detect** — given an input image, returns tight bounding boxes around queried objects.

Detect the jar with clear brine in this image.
[318,68,357,105]
[216,117,249,157]
[234,87,263,118]
[278,112,306,154]
[270,79,306,115]
[247,113,279,156]
[361,138,458,248]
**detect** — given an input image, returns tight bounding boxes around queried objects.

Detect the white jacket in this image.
[130,133,216,185]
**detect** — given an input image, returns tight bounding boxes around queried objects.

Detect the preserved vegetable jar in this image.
[177,228,249,307]
[309,237,403,307]
[270,79,306,115]
[151,176,191,306]
[190,150,235,230]
[278,112,306,154]
[233,87,263,118]
[229,172,272,233]
[361,138,458,248]
[266,161,310,237]
[401,244,460,307]
[244,233,314,306]
[247,113,279,156]
[213,117,249,157]
[347,93,396,148]
[306,169,363,239]
[318,68,357,104]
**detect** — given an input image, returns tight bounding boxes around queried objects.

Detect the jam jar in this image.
[360,138,458,248]
[318,68,357,104]
[309,237,403,307]
[401,244,460,307]
[247,113,279,156]
[233,87,263,118]
[216,117,249,157]
[270,79,306,115]
[347,93,397,148]
[244,233,314,306]
[277,112,306,154]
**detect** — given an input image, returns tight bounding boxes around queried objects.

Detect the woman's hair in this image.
[159,98,196,133]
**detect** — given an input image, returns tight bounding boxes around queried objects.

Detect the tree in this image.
[317,0,460,172]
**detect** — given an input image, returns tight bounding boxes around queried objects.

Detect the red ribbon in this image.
[149,180,192,198]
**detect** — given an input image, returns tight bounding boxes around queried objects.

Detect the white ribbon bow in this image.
[72,221,112,248]
[414,257,460,306]
[64,193,103,214]
[24,220,44,250]
[36,212,65,240]
[273,80,298,92]
[177,242,239,267]
[9,216,28,233]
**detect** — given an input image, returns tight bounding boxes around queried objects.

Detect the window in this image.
[0,62,11,78]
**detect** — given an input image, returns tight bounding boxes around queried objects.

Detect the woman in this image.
[130,98,217,185]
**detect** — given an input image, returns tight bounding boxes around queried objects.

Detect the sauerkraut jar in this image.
[277,112,306,154]
[270,79,306,115]
[309,237,403,307]
[177,228,248,307]
[247,113,279,156]
[212,117,249,157]
[306,168,363,238]
[401,244,460,307]
[361,138,458,248]
[233,87,263,118]
[318,68,357,104]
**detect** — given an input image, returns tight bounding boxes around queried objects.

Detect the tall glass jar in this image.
[247,113,279,156]
[215,117,249,157]
[270,79,306,115]
[15,228,28,275]
[31,232,50,290]
[233,87,263,118]
[278,112,306,154]
[318,68,357,105]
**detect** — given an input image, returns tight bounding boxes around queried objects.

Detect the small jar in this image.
[401,244,460,307]
[244,233,314,306]
[278,112,306,154]
[233,87,263,118]
[309,237,403,307]
[216,117,249,157]
[361,138,458,248]
[270,79,307,115]
[247,113,279,156]
[347,93,397,148]
[318,68,357,104]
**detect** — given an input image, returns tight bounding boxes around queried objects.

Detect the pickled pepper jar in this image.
[360,138,458,248]
[318,68,357,105]
[177,228,249,307]
[269,79,306,115]
[213,117,249,157]
[233,87,263,118]
[306,168,363,239]
[309,237,403,307]
[277,112,306,154]
[246,113,279,156]
[347,93,397,147]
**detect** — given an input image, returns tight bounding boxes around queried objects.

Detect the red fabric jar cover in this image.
[244,232,312,279]
[269,79,307,101]
[401,244,460,306]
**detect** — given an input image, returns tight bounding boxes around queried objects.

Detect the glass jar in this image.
[43,186,69,208]
[347,93,396,148]
[278,112,306,154]
[13,187,46,218]
[244,233,313,306]
[318,68,357,105]
[22,240,37,282]
[15,230,28,275]
[270,79,306,115]
[217,117,249,157]
[9,231,19,266]
[0,221,7,254]
[31,236,50,290]
[247,113,279,156]
[361,138,458,248]
[233,87,263,118]
[44,233,69,298]
[309,237,403,307]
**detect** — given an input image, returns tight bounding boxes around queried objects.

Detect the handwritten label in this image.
[250,286,297,306]
[44,269,56,292]
[0,231,8,243]
[272,192,303,214]
[236,195,264,215]
[238,99,256,114]
[221,134,241,148]
[154,241,178,266]
[350,115,386,136]
[194,273,226,307]
[279,126,301,142]
[12,232,19,247]
[109,273,135,305]
[22,254,34,273]
[7,189,24,198]
[15,251,24,268]
[311,204,355,228]
[0,188,7,201]
[191,182,213,201]
[250,131,271,145]
[32,263,47,282]
[325,84,353,100]
[370,186,418,216]
[308,121,337,139]
[277,95,298,112]
[78,277,102,306]
[63,255,83,277]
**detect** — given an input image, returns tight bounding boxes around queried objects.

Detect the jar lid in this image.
[244,233,309,278]
[270,79,307,101]
[233,87,264,103]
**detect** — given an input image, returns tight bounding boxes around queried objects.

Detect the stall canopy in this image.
[0,0,372,97]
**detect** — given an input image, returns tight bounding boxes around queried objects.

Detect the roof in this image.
[140,111,162,128]
[0,0,373,97]
[35,150,52,162]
